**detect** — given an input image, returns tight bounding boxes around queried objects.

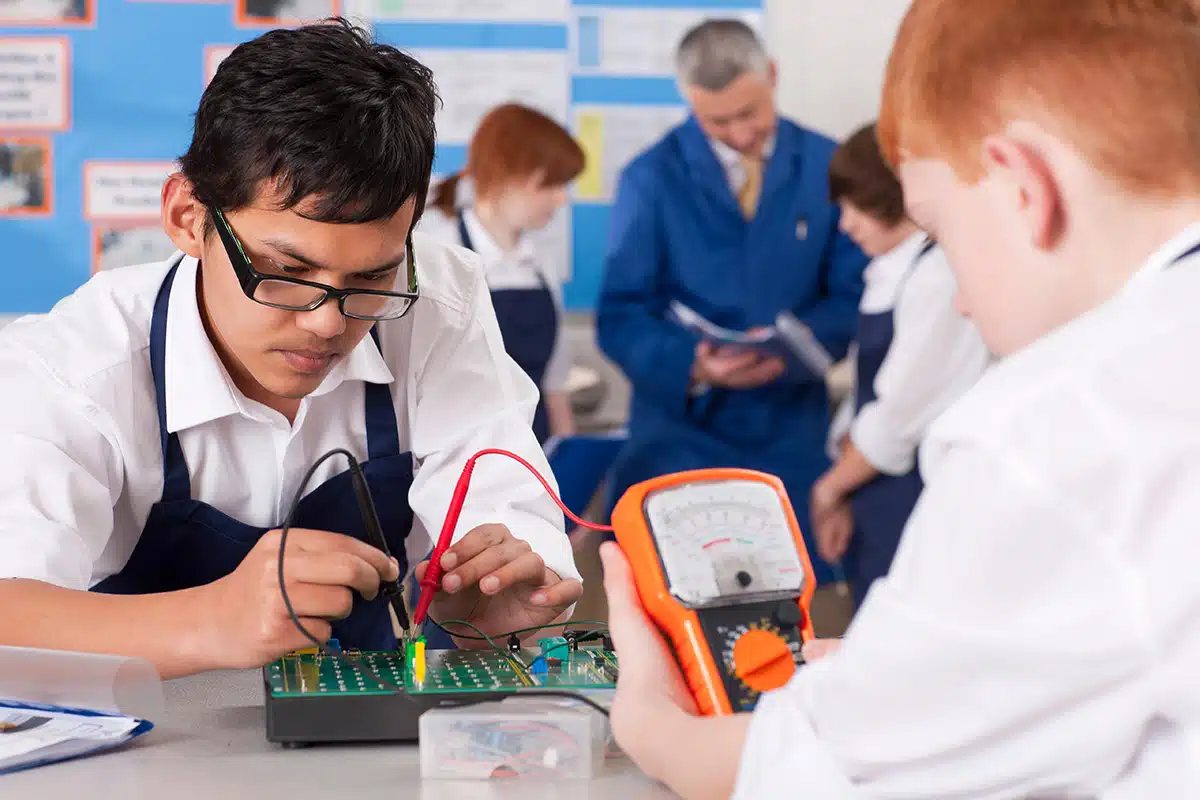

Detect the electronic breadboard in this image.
[262,639,617,746]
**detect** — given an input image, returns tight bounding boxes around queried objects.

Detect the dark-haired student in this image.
[0,19,582,678]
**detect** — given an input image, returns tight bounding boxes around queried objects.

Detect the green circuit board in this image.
[265,646,619,698]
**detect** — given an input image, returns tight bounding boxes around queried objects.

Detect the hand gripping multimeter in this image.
[613,468,817,716]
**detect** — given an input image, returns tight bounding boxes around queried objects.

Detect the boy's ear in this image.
[161,174,206,259]
[980,135,1064,252]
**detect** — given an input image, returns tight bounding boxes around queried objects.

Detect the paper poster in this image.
[0,0,92,24]
[93,225,176,273]
[375,0,566,22]
[527,205,571,281]
[0,137,51,215]
[0,38,70,131]
[84,161,176,222]
[574,8,764,76]
[203,45,237,88]
[235,0,339,26]
[411,48,568,144]
[572,104,687,203]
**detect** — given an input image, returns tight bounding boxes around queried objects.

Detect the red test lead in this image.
[409,448,614,631]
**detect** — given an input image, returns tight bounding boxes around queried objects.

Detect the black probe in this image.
[349,461,411,633]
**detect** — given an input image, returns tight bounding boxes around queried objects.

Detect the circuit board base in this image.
[262,646,617,745]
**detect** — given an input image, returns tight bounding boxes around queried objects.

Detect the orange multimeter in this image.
[612,468,817,716]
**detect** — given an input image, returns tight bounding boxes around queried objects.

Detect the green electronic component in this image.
[537,636,569,660]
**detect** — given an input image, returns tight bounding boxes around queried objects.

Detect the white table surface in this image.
[2,668,675,800]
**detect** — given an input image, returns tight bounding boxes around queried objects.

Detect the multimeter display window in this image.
[643,479,805,609]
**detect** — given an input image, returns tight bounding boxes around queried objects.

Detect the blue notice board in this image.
[0,0,764,315]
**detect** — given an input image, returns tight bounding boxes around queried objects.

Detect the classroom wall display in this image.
[0,0,764,316]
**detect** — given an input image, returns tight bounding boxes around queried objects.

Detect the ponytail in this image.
[430,171,463,216]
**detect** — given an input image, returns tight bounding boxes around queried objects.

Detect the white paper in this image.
[85,161,175,222]
[572,104,688,204]
[574,8,764,76]
[0,0,89,22]
[204,45,236,88]
[0,708,139,758]
[0,38,69,130]
[0,706,141,773]
[375,0,566,22]
[527,204,571,282]
[95,226,177,273]
[413,48,568,144]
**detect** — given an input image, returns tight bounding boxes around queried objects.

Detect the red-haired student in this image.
[599,1,1200,796]
[421,104,585,444]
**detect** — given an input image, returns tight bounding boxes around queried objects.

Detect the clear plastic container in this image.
[419,696,608,780]
[0,645,163,720]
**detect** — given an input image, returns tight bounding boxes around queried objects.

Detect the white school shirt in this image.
[827,233,992,474]
[419,207,570,393]
[734,222,1200,799]
[0,232,580,591]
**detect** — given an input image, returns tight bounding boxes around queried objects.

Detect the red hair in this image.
[431,103,585,214]
[880,0,1200,196]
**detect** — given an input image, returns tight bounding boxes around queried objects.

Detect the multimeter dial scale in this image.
[613,469,818,717]
[644,479,808,608]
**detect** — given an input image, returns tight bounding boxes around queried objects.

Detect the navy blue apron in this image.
[91,260,449,651]
[458,212,558,444]
[846,239,937,608]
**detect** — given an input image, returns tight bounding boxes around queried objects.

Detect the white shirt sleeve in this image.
[733,441,1151,798]
[541,277,571,394]
[851,251,990,475]
[0,348,123,590]
[406,266,580,586]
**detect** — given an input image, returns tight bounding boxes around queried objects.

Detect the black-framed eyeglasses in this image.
[210,206,420,321]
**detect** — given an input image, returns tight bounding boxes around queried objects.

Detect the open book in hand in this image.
[667,300,834,381]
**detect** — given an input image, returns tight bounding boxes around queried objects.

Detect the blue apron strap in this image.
[1169,241,1200,267]
[457,211,474,252]
[364,327,401,460]
[150,259,192,502]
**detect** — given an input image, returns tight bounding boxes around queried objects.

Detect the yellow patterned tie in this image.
[738,154,763,218]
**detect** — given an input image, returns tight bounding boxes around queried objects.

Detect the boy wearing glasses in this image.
[0,21,582,678]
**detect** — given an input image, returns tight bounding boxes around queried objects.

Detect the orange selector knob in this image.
[732,629,795,693]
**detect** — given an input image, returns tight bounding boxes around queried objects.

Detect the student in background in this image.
[422,104,585,445]
[811,123,990,608]
[598,0,1200,796]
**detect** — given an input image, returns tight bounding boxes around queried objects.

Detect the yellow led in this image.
[414,639,426,683]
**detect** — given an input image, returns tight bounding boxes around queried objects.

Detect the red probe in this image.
[410,448,614,629]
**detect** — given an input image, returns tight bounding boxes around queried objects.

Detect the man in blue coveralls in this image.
[596,20,867,621]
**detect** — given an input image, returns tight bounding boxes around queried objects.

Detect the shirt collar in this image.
[308,328,394,399]
[164,254,394,434]
[711,133,777,170]
[462,207,536,265]
[1121,220,1200,293]
[164,254,245,434]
